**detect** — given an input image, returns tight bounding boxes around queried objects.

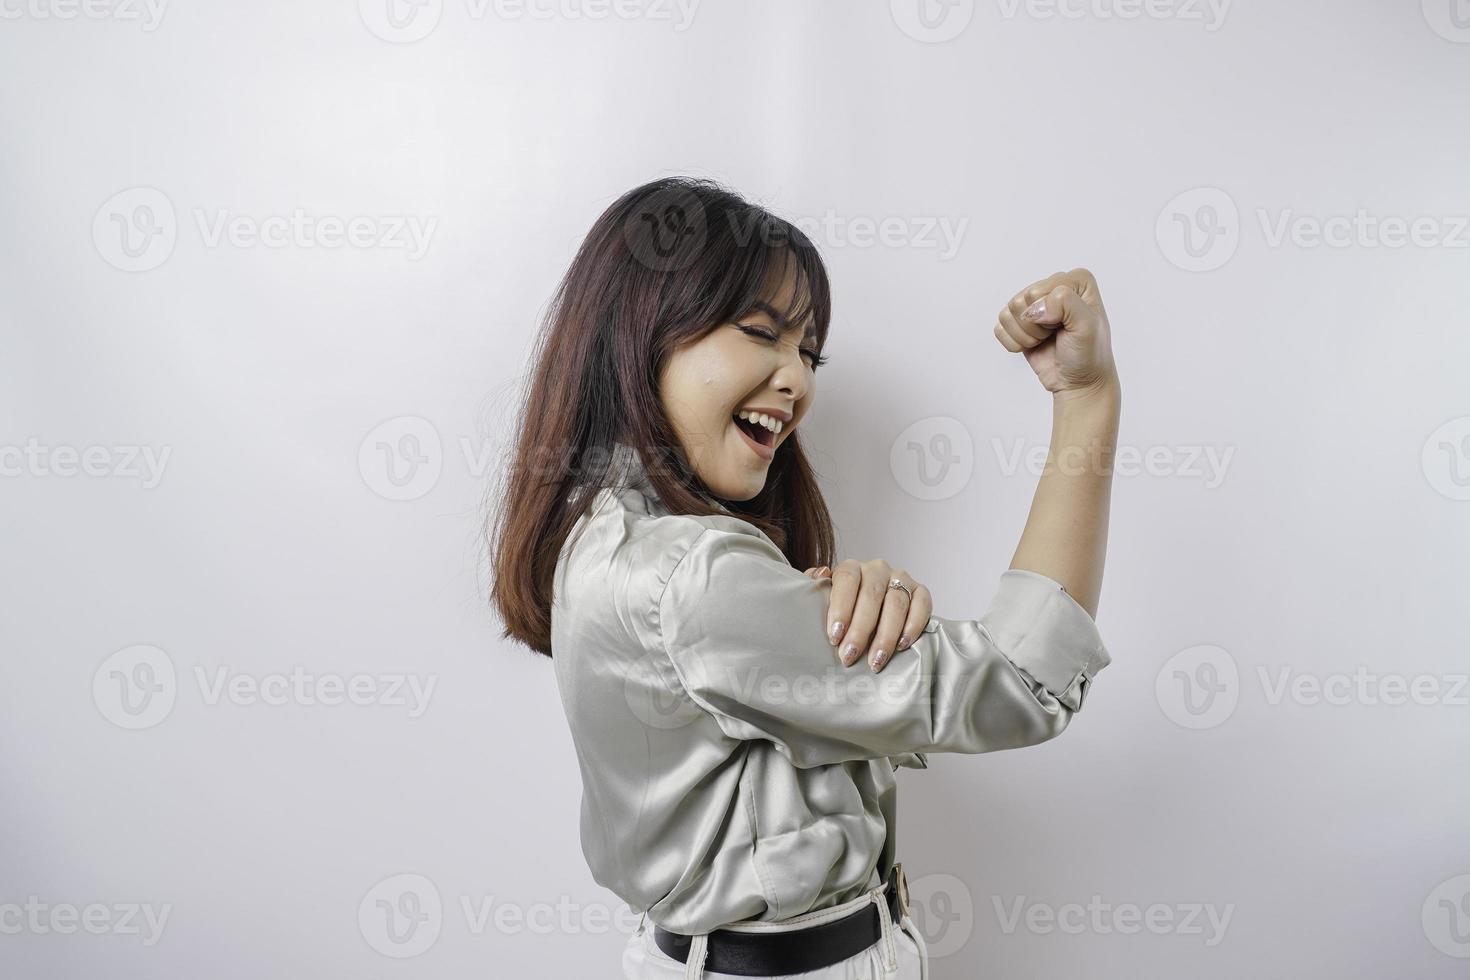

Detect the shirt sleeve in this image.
[655,526,1111,770]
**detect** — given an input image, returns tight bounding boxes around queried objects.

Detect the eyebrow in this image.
[749,301,818,344]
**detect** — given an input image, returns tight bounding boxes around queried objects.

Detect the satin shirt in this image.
[550,442,1112,936]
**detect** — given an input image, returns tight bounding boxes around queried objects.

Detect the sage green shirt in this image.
[551,442,1111,936]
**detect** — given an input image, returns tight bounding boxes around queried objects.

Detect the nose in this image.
[771,342,810,402]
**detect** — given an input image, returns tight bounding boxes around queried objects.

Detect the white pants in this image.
[622,879,929,980]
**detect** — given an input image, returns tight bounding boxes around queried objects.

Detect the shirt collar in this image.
[607,440,731,515]
[608,441,660,504]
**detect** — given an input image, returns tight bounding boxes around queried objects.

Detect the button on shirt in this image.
[550,442,1112,936]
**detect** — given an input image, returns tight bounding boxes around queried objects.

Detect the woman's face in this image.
[658,264,820,502]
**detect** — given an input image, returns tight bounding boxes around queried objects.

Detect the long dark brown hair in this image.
[488,176,837,657]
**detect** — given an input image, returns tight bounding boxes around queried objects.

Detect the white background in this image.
[3,0,1469,977]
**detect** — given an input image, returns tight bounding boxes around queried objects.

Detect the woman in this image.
[489,176,1121,978]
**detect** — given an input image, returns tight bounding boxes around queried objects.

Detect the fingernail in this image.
[1022,298,1046,321]
[869,648,887,671]
[830,621,844,644]
[841,643,860,667]
[897,635,910,650]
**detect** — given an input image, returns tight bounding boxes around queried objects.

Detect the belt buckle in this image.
[892,862,911,920]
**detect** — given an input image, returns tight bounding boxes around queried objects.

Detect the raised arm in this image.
[992,268,1121,618]
[650,268,1121,770]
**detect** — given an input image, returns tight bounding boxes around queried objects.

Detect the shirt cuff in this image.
[977,569,1111,711]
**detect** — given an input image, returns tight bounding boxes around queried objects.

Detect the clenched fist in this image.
[994,268,1119,397]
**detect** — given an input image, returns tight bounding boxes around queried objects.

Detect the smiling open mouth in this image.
[733,413,775,447]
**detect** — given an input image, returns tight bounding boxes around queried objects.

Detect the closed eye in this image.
[738,325,828,370]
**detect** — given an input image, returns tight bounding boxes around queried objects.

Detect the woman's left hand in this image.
[803,560,932,673]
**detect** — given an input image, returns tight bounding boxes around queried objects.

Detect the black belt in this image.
[653,863,911,977]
